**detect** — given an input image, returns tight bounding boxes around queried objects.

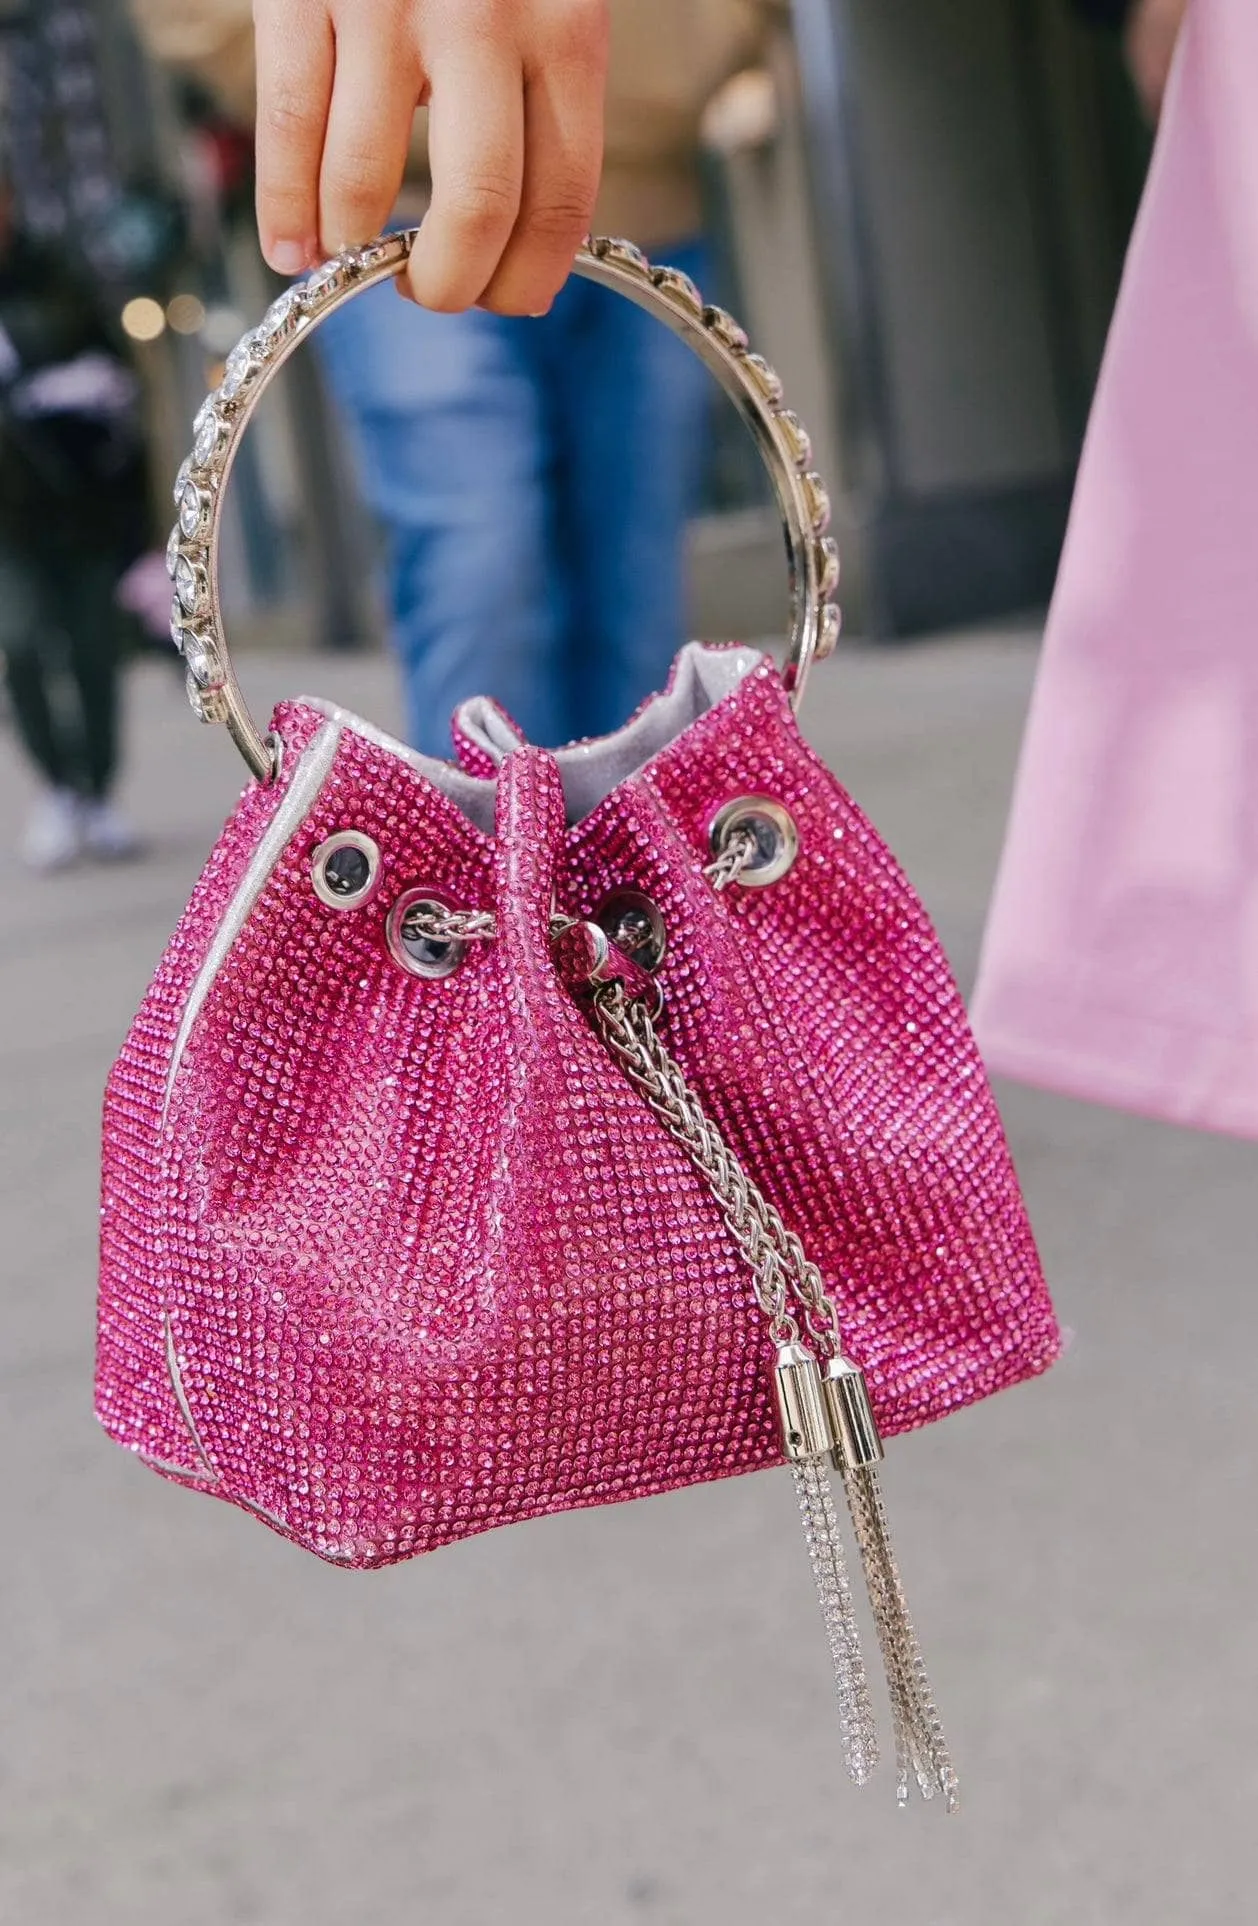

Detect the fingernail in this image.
[265,239,312,276]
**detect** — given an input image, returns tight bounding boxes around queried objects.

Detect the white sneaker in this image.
[81,799,143,863]
[20,789,84,873]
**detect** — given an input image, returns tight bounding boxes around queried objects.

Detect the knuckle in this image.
[445,172,520,238]
[523,187,595,244]
[323,147,388,215]
[261,86,321,145]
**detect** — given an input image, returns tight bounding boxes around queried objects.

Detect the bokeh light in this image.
[166,292,207,335]
[120,296,166,342]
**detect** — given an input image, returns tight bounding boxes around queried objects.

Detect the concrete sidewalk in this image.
[2,634,1254,1926]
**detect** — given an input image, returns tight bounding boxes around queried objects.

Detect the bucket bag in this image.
[98,232,1059,1806]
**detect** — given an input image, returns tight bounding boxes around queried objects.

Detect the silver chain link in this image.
[702,825,758,893]
[589,981,850,1354]
[400,905,498,944]
[843,1461,960,1809]
[411,823,757,947]
[705,826,842,1351]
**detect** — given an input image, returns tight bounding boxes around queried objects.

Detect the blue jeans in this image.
[315,243,710,756]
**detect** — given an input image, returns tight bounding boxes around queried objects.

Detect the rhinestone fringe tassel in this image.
[793,1458,879,1784]
[842,1463,959,1809]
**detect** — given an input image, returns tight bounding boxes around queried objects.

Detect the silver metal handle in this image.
[167,230,841,783]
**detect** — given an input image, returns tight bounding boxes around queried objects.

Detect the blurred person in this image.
[132,0,784,755]
[1124,0,1191,119]
[974,0,1258,1139]
[117,547,189,661]
[1072,0,1191,120]
[0,183,147,870]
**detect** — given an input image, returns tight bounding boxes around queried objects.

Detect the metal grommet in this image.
[386,890,466,980]
[311,830,382,909]
[709,797,799,887]
[593,889,668,972]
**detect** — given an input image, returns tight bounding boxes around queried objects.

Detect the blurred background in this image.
[0,0,1155,664]
[6,3,1255,1924]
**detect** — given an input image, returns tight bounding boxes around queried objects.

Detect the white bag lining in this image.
[297,643,764,831]
[454,642,764,822]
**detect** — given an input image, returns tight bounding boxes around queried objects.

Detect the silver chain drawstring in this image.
[587,980,957,1808]
[399,904,497,944]
[405,845,957,1807]
[410,820,756,945]
[703,823,759,893]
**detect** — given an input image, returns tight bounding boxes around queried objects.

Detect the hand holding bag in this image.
[98,233,1059,1807]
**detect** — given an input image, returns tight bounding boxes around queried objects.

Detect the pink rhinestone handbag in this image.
[98,234,1059,1807]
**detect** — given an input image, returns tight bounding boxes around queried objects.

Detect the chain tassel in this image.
[779,1343,955,1803]
[775,1341,878,1782]
[841,1462,959,1809]
[792,1457,879,1783]
[580,975,957,1807]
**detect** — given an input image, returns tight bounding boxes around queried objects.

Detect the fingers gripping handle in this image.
[167,232,842,782]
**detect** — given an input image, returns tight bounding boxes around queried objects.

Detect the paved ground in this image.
[2,633,1254,1926]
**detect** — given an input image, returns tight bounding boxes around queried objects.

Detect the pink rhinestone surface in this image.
[97,652,1059,1568]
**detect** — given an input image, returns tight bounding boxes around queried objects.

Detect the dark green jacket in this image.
[0,234,146,554]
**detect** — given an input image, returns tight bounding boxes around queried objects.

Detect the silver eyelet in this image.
[311,831,382,909]
[593,889,668,972]
[386,890,466,980]
[709,797,799,887]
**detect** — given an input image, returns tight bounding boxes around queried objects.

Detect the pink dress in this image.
[972,0,1258,1140]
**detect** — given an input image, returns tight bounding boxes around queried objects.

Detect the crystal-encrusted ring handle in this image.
[168,230,842,783]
